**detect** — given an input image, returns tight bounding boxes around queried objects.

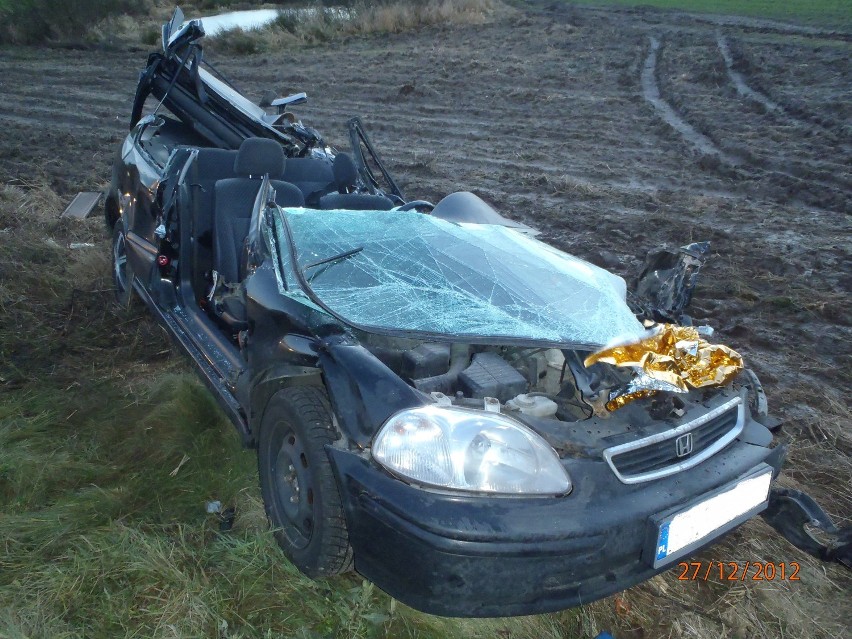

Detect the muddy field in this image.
[1,2,849,636]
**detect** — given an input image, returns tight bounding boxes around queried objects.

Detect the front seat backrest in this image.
[332,152,358,193]
[214,138,304,282]
[319,192,394,211]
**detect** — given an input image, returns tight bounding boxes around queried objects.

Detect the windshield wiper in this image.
[303,247,364,281]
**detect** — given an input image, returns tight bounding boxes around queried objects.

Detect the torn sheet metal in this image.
[584,324,743,411]
[630,241,709,324]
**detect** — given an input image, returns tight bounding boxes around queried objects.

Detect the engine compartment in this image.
[354,331,741,458]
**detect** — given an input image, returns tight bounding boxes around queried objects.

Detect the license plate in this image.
[649,465,773,568]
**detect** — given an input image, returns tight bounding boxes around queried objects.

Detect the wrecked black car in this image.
[106,8,850,617]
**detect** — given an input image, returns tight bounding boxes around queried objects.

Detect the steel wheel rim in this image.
[113,231,128,292]
[273,428,314,549]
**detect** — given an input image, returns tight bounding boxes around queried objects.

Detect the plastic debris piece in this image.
[585,324,743,411]
[206,500,222,514]
[219,506,236,532]
[61,192,102,219]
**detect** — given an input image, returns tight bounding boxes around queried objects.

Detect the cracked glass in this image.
[271,208,645,348]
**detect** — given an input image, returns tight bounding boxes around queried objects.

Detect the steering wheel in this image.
[396,200,435,212]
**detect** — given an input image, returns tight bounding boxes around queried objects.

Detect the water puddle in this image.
[200,9,279,36]
[199,7,350,37]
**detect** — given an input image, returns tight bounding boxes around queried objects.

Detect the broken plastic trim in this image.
[761,488,852,569]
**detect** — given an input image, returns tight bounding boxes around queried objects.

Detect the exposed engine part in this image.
[413,343,470,395]
[504,348,566,396]
[648,393,686,420]
[402,343,451,380]
[565,351,630,417]
[483,397,501,413]
[459,352,528,403]
[430,391,452,406]
[506,394,559,418]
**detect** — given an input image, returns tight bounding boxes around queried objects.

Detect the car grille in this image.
[603,395,745,484]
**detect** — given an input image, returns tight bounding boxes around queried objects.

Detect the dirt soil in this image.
[0,2,849,636]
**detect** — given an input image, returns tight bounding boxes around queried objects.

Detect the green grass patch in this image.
[0,0,154,44]
[557,0,852,28]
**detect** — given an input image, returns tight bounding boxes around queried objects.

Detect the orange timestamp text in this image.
[677,561,801,582]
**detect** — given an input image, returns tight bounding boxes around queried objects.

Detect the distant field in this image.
[559,0,852,27]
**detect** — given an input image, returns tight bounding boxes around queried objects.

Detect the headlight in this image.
[372,406,571,495]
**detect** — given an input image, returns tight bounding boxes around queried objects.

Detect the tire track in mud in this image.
[640,36,741,164]
[715,34,783,113]
[643,35,851,208]
[715,36,850,142]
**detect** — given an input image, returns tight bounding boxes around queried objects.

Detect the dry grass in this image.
[351,0,500,33]
[209,0,507,53]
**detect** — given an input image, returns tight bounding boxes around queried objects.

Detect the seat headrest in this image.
[234,138,285,177]
[332,152,358,191]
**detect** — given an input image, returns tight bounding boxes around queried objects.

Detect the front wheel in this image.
[111,222,136,308]
[257,385,353,577]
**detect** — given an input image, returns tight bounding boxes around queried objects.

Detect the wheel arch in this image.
[249,366,325,446]
[104,193,121,230]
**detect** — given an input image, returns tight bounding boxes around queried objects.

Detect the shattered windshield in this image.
[271,208,645,348]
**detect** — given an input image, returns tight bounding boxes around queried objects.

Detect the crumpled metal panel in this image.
[630,241,710,324]
[272,208,645,347]
[584,324,743,410]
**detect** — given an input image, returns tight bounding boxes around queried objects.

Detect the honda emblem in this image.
[675,433,694,458]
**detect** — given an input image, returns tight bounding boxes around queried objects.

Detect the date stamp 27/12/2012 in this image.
[677,561,801,582]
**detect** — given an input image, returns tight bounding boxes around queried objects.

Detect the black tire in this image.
[257,385,353,577]
[111,222,136,308]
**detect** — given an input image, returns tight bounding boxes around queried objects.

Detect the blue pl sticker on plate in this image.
[656,522,670,561]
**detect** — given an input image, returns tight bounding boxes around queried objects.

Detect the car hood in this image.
[271,208,646,349]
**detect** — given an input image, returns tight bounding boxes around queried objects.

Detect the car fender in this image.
[316,337,428,449]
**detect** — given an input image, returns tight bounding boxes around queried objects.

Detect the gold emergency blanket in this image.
[584,324,743,411]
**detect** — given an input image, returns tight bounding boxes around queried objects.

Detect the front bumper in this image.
[328,439,786,617]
